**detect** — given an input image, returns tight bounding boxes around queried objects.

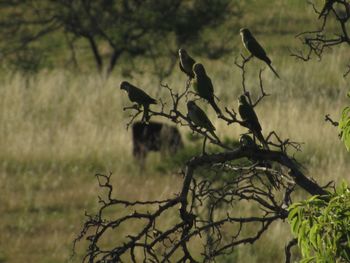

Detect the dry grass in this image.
[0,45,350,262]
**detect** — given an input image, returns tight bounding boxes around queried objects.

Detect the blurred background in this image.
[0,0,349,262]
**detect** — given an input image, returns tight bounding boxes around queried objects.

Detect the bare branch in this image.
[325,114,339,127]
[293,0,350,75]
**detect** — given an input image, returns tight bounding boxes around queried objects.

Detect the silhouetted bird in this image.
[192,63,222,115]
[239,134,257,149]
[120,81,157,123]
[319,0,335,18]
[179,48,196,79]
[238,95,268,149]
[187,100,220,141]
[240,28,280,78]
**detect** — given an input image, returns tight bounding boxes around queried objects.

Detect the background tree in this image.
[0,0,239,76]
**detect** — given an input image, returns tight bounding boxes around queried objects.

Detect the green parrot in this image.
[187,100,220,141]
[239,134,257,149]
[120,81,157,123]
[238,95,268,149]
[319,0,335,18]
[240,28,280,79]
[179,48,196,79]
[192,63,222,115]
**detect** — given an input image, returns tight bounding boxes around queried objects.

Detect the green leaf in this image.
[309,224,319,249]
[339,106,350,151]
[287,182,350,262]
[291,215,300,235]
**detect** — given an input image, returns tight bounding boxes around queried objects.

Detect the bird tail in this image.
[267,64,280,79]
[209,99,222,116]
[255,131,269,150]
[209,130,221,143]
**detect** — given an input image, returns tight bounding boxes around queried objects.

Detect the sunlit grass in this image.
[1,0,350,259]
[1,47,349,262]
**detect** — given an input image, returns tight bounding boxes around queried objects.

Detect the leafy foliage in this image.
[288,182,350,262]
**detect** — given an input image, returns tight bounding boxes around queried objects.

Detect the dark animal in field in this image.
[132,121,184,163]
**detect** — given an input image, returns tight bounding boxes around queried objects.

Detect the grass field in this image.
[1,1,350,262]
[1,50,349,262]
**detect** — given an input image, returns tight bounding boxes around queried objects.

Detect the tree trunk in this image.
[87,35,103,73]
[106,49,123,77]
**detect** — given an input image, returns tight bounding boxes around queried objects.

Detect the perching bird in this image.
[120,81,157,123]
[187,100,220,141]
[192,63,222,115]
[318,0,335,18]
[179,48,196,79]
[240,28,280,79]
[238,95,268,149]
[239,134,257,149]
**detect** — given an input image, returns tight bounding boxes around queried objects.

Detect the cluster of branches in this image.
[0,0,238,76]
[291,0,350,151]
[292,0,350,76]
[73,55,330,262]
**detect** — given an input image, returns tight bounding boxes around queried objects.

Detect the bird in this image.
[178,48,196,79]
[239,134,257,149]
[192,63,222,115]
[238,95,268,149]
[187,100,220,141]
[120,81,157,123]
[318,0,335,18]
[240,28,280,79]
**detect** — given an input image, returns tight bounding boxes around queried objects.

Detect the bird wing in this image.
[179,57,195,78]
[196,75,214,100]
[193,105,215,131]
[187,57,196,75]
[179,61,187,75]
[206,76,214,95]
[129,86,157,105]
[246,38,271,64]
[239,103,262,132]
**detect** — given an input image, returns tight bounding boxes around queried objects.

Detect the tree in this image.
[0,0,237,75]
[292,0,350,76]
[290,1,350,262]
[72,2,350,262]
[292,0,350,151]
[288,182,350,263]
[73,53,330,262]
